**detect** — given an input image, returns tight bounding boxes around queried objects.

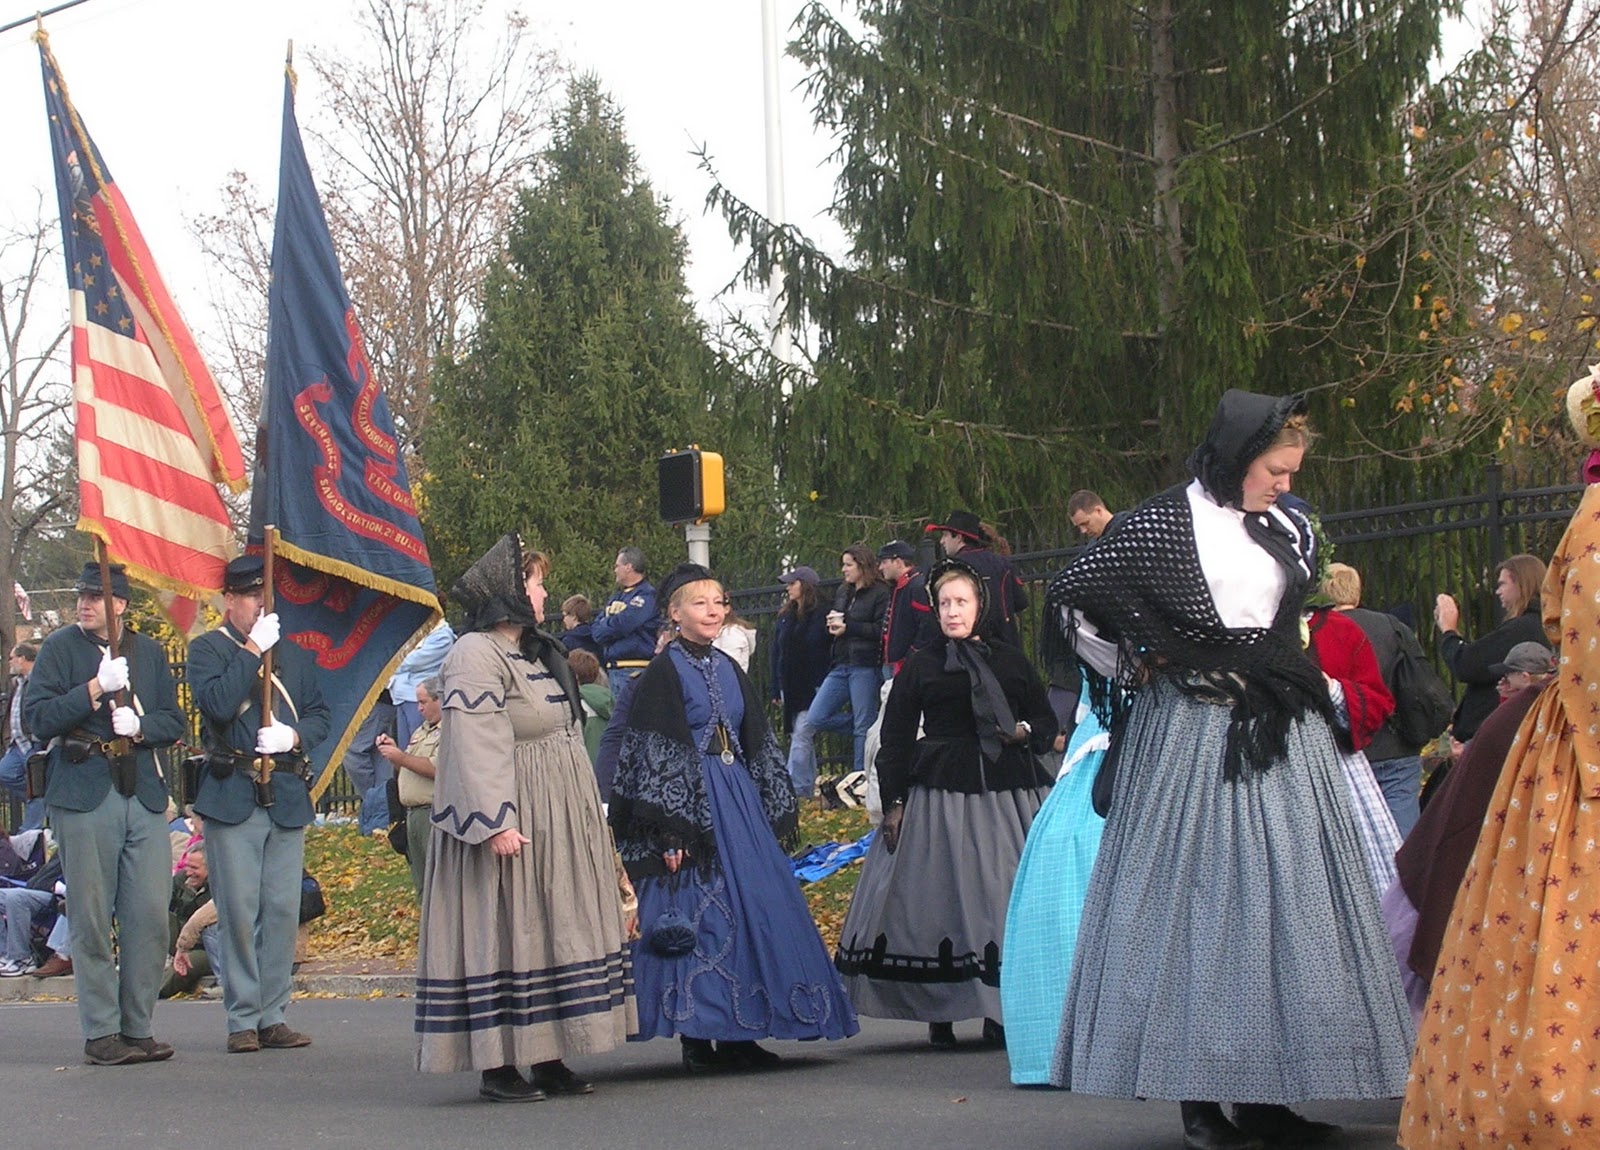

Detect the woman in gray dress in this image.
[1044,392,1412,1150]
[415,534,636,1102]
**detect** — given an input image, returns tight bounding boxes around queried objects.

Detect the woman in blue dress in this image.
[609,563,858,1072]
[999,705,1108,1085]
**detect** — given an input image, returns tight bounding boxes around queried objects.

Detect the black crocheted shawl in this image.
[608,645,798,881]
[1043,390,1333,779]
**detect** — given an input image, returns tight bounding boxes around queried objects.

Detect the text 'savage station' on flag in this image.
[38,30,247,631]
[255,69,441,801]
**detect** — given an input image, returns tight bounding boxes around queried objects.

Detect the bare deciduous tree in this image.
[307,0,563,452]
[0,206,73,653]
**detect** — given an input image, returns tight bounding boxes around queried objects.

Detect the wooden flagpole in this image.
[256,524,278,807]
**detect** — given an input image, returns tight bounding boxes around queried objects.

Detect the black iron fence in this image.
[5,459,1585,829]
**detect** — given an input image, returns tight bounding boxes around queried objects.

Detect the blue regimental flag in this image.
[254,72,440,800]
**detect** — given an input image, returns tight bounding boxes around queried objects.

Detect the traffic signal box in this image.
[658,448,725,523]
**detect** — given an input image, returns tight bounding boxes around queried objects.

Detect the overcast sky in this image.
[0,0,846,344]
[0,0,1486,367]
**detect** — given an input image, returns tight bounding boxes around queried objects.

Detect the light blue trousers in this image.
[51,794,170,1041]
[205,808,304,1035]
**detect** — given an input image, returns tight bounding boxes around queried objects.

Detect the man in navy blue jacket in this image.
[187,556,330,1055]
[590,546,660,698]
[26,563,185,1066]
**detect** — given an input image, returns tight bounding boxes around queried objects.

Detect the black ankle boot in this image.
[717,1040,781,1069]
[680,1036,720,1074]
[1230,1103,1340,1145]
[1180,1101,1263,1150]
[479,1065,545,1103]
[928,1021,956,1048]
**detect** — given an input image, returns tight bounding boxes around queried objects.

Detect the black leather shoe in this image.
[479,1065,545,1103]
[1181,1101,1264,1150]
[717,1040,781,1070]
[928,1022,957,1048]
[681,1037,721,1074]
[529,1059,594,1095]
[980,1018,1006,1048]
[1230,1103,1340,1145]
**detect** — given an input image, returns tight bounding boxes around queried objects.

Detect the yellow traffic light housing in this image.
[658,448,725,523]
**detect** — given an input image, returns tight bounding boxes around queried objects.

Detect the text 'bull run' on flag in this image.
[255,68,441,801]
[38,30,247,632]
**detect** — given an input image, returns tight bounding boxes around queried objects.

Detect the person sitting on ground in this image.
[0,882,55,977]
[33,910,72,979]
[0,845,63,978]
[162,841,225,999]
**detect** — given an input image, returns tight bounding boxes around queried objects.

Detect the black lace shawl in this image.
[1043,484,1334,779]
[608,646,798,881]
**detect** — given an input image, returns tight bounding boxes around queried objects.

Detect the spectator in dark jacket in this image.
[1432,553,1548,743]
[785,547,889,799]
[925,510,1028,647]
[770,566,831,738]
[876,540,935,676]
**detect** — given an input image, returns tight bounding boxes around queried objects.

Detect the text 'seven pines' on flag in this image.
[37,29,247,631]
[255,65,441,801]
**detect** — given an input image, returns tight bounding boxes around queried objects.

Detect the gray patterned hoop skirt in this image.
[1050,679,1413,1102]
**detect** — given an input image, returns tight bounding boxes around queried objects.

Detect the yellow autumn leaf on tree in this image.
[1499,313,1524,334]
[1529,329,1548,343]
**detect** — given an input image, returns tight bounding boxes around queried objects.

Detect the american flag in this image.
[38,32,245,630]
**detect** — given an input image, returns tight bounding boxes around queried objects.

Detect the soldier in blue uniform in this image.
[25,562,186,1066]
[187,556,331,1055]
[589,546,660,698]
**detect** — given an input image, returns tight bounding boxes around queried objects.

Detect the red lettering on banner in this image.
[292,377,429,563]
[289,595,398,672]
[344,311,418,516]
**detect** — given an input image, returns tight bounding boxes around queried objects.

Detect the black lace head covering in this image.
[450,533,538,634]
[1187,389,1309,507]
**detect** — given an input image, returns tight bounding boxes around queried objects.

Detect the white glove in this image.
[247,612,281,654]
[255,720,297,756]
[96,653,130,694]
[111,706,141,738]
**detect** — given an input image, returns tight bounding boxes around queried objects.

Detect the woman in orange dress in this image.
[1399,371,1600,1148]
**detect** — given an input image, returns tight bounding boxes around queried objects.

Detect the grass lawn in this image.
[302,804,873,964]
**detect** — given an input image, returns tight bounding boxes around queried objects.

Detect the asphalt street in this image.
[0,998,1404,1148]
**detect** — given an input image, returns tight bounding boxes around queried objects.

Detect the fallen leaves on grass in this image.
[302,824,417,963]
[301,805,872,964]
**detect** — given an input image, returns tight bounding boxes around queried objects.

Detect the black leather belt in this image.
[206,749,312,783]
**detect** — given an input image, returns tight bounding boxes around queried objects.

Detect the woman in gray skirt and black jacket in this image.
[834,558,1056,1047]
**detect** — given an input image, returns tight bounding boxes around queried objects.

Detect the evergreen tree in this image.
[420,76,726,596]
[711,0,1479,545]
